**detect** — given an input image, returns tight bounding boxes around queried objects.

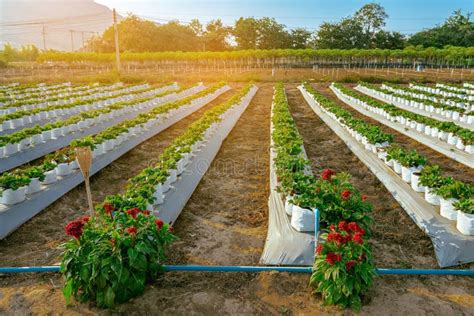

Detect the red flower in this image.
[142,210,151,215]
[127,226,137,235]
[352,232,364,244]
[347,222,361,233]
[316,244,324,254]
[362,195,367,201]
[103,203,114,215]
[341,189,351,200]
[155,219,164,230]
[80,216,90,223]
[321,169,336,181]
[169,226,174,233]
[338,221,348,232]
[326,252,342,265]
[126,208,140,219]
[358,253,366,262]
[345,260,357,271]
[65,219,85,239]
[329,224,336,232]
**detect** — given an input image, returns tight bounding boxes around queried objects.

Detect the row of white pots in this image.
[362,86,473,126]
[0,160,80,206]
[382,84,472,111]
[2,83,123,109]
[436,83,474,95]
[310,87,474,236]
[0,88,181,159]
[339,87,474,154]
[0,83,148,116]
[413,85,474,102]
[0,86,189,206]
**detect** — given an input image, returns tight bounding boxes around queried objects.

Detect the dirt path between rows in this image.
[285,83,474,315]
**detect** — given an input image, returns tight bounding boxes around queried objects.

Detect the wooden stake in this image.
[74,147,95,217]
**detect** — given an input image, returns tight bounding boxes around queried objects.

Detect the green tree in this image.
[289,28,312,48]
[233,17,259,49]
[315,18,370,49]
[202,19,230,51]
[408,10,474,48]
[354,3,388,36]
[257,17,291,49]
[374,31,405,49]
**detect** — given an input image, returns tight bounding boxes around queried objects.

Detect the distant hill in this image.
[0,0,120,51]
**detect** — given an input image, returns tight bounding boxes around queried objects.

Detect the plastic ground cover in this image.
[300,85,474,268]
[0,85,228,240]
[157,86,259,224]
[260,99,315,266]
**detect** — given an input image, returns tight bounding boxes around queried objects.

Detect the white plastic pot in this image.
[55,163,71,176]
[411,172,425,192]
[393,160,402,174]
[465,145,474,154]
[290,205,315,232]
[439,198,458,220]
[69,160,79,170]
[26,178,42,195]
[41,170,57,185]
[401,166,413,183]
[0,147,5,159]
[169,169,177,183]
[284,197,294,216]
[163,177,171,192]
[103,139,116,152]
[455,138,465,150]
[424,188,440,205]
[456,211,474,235]
[0,186,27,205]
[447,134,458,145]
[4,143,18,156]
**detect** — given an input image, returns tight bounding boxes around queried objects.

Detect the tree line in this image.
[84,3,472,53]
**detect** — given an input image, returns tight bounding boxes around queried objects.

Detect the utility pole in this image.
[113,8,121,72]
[70,30,74,52]
[41,24,47,50]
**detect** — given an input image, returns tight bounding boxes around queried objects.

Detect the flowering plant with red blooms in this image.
[320,168,336,181]
[61,200,176,308]
[294,171,373,230]
[310,220,375,311]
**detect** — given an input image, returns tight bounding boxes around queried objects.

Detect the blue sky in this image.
[96,0,473,35]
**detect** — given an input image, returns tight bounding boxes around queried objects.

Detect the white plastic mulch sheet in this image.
[259,106,315,266]
[157,86,259,224]
[0,86,226,240]
[301,85,474,268]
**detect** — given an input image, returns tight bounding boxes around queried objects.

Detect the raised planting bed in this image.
[0,83,161,135]
[356,83,474,130]
[331,84,474,168]
[260,83,315,265]
[300,83,474,267]
[0,82,124,111]
[0,83,186,173]
[0,83,230,239]
[57,83,256,308]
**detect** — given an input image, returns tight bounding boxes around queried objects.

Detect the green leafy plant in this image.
[434,181,474,200]
[61,209,176,308]
[0,173,30,191]
[24,166,46,182]
[310,221,376,311]
[453,199,474,215]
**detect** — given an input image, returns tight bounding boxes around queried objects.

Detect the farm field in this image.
[0,78,473,314]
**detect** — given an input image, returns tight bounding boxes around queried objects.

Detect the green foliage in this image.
[453,199,474,214]
[0,173,30,191]
[61,210,176,308]
[408,10,474,48]
[310,222,376,311]
[434,181,474,200]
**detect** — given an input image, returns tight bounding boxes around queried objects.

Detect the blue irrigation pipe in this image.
[0,265,473,275]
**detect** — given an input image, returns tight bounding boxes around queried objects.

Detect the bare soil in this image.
[0,83,473,315]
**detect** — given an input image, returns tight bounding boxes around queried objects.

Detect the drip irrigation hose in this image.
[0,265,473,275]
